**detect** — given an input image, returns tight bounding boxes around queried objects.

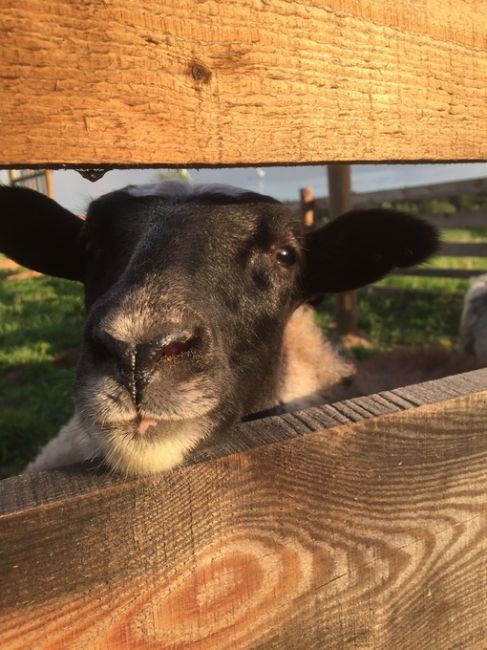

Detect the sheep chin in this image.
[98,418,210,477]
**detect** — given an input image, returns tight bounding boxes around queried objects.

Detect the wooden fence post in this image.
[327,164,358,336]
[300,186,315,227]
[45,170,53,198]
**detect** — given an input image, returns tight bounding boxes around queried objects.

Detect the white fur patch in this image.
[27,412,211,476]
[460,272,487,360]
[26,414,99,472]
[100,420,208,476]
[463,273,487,301]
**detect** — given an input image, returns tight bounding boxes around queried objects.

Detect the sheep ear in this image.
[301,208,439,298]
[0,186,85,281]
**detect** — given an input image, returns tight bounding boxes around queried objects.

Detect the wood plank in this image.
[361,285,461,301]
[352,177,487,206]
[2,368,487,513]
[393,267,487,279]
[424,212,487,230]
[440,242,487,257]
[287,207,487,231]
[286,178,487,215]
[1,1,487,166]
[1,370,487,649]
[290,208,487,231]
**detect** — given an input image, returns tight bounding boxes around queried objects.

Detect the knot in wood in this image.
[190,61,212,84]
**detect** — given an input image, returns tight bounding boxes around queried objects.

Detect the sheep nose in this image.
[92,326,197,405]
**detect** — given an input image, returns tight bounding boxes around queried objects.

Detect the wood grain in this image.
[1,369,487,649]
[1,1,486,166]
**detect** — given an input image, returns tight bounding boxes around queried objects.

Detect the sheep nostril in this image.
[137,330,195,365]
[161,338,192,359]
[90,323,205,407]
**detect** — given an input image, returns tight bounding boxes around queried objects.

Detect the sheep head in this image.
[0,182,438,475]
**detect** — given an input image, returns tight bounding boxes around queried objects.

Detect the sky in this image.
[1,163,487,214]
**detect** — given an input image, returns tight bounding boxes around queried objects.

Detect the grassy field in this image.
[0,268,83,477]
[1,219,487,478]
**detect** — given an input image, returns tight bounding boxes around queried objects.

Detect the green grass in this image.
[316,291,463,362]
[1,219,486,478]
[0,269,83,477]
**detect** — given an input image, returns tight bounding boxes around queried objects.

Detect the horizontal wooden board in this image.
[1,1,487,166]
[1,369,487,649]
[2,368,487,514]
[361,285,461,301]
[440,242,487,257]
[287,178,487,216]
[394,267,487,279]
[424,212,487,230]
[352,177,487,206]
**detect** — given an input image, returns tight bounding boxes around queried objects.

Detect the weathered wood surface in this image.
[1,0,487,166]
[1,368,487,649]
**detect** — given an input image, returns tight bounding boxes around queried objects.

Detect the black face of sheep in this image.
[0,183,438,474]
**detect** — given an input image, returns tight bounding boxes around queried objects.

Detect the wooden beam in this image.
[352,177,487,206]
[393,267,487,279]
[285,178,487,215]
[1,1,486,166]
[360,285,463,301]
[423,212,487,230]
[1,369,487,649]
[440,242,487,257]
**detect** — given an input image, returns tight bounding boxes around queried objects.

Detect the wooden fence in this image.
[1,369,487,649]
[1,1,487,648]
[7,170,52,197]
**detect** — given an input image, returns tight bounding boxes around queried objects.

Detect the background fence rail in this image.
[290,177,487,213]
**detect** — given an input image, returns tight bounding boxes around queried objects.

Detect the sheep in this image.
[460,273,487,362]
[0,182,438,476]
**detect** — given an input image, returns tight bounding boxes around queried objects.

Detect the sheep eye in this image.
[275,246,297,267]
